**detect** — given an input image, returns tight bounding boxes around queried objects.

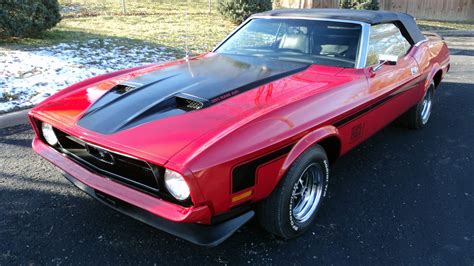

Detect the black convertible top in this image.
[252,9,426,44]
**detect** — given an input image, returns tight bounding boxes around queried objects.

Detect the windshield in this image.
[216,18,362,68]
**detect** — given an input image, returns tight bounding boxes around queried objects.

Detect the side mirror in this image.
[378,54,398,65]
[371,54,398,72]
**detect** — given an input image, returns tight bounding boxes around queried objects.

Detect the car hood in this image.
[32,53,351,166]
[76,54,308,134]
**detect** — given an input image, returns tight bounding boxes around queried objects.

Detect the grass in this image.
[417,20,474,31]
[1,0,473,56]
[1,0,236,57]
[0,92,19,102]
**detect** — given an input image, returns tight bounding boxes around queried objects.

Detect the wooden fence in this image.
[274,0,338,8]
[379,0,474,22]
[275,0,474,22]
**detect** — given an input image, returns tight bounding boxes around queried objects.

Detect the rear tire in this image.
[257,145,329,239]
[400,81,435,129]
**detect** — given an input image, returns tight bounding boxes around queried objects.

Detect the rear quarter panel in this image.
[411,34,450,90]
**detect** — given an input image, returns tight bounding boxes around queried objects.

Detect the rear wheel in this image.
[400,81,435,129]
[257,145,329,239]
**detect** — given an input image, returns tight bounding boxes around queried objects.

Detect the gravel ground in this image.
[0,37,473,265]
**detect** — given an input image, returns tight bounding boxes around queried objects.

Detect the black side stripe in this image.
[232,144,294,193]
[230,79,423,193]
[334,80,423,127]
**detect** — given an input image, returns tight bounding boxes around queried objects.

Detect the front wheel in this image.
[257,145,329,239]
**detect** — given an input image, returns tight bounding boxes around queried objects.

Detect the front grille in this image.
[52,128,164,197]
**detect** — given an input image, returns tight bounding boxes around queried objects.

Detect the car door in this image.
[363,23,423,136]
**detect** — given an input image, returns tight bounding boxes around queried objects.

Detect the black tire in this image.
[257,145,329,239]
[399,81,435,129]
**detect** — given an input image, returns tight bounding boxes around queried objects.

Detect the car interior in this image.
[276,24,361,65]
[217,19,363,67]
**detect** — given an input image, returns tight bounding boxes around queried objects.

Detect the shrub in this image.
[339,0,355,9]
[339,0,379,10]
[218,0,272,24]
[0,0,61,38]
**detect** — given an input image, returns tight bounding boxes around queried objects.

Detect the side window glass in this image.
[366,23,411,66]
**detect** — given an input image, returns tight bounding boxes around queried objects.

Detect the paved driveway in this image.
[1,37,473,265]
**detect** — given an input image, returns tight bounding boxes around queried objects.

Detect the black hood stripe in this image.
[78,54,308,134]
[81,74,179,119]
[208,65,306,104]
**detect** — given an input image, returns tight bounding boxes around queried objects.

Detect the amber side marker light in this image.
[232,190,253,203]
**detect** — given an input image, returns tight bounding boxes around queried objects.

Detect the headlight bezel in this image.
[41,123,59,146]
[164,169,191,201]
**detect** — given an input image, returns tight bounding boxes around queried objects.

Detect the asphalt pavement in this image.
[1,37,473,265]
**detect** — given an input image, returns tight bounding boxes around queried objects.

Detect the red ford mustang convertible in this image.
[30,9,450,246]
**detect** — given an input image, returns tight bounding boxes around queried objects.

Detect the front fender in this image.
[280,125,339,179]
[252,125,339,201]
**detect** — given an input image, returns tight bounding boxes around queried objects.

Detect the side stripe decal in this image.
[230,78,424,194]
[334,80,423,127]
[231,144,294,193]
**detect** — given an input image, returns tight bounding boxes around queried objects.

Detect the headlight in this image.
[164,169,190,201]
[41,123,58,146]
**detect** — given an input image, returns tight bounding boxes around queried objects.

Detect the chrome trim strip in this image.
[178,92,209,102]
[356,23,370,68]
[212,16,371,69]
[70,135,143,161]
[414,39,428,47]
[212,18,252,52]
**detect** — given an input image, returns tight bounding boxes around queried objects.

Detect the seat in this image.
[343,37,359,60]
[279,33,309,53]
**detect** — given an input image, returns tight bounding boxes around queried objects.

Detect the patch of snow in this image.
[60,4,83,15]
[0,39,175,113]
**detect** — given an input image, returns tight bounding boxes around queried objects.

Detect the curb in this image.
[434,30,474,37]
[0,109,31,129]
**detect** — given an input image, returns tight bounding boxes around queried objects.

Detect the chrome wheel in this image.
[291,163,324,224]
[421,88,433,125]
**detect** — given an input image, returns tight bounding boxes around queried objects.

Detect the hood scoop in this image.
[77,54,309,134]
[115,83,139,94]
[175,94,208,111]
